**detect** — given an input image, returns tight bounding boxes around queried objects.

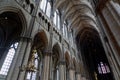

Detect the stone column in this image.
[42,52,51,80]
[109,1,120,18]
[49,54,53,80]
[82,77,86,80]
[17,39,33,80]
[100,1,120,79]
[102,0,120,49]
[69,68,75,80]
[59,60,66,80]
[76,72,82,80]
[6,37,32,80]
[52,67,59,80]
[105,1,120,80]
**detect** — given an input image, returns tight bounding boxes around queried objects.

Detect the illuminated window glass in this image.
[100,62,107,74]
[46,2,51,17]
[26,50,44,80]
[0,42,18,75]
[63,24,65,35]
[40,0,51,18]
[58,15,60,30]
[26,52,39,80]
[105,63,110,73]
[56,68,59,80]
[40,0,47,12]
[54,10,60,30]
[63,21,69,38]
[98,62,110,74]
[54,11,57,25]
[98,64,102,74]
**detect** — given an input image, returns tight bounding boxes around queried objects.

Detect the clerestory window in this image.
[40,0,51,18]
[54,10,60,30]
[63,21,68,38]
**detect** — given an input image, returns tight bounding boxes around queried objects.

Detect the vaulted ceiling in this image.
[54,0,99,36]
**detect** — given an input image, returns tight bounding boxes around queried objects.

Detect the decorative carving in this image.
[19,48,37,72]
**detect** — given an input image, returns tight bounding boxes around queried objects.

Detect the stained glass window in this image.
[98,64,102,74]
[98,62,110,74]
[56,69,59,80]
[105,64,110,73]
[0,42,18,75]
[100,62,107,74]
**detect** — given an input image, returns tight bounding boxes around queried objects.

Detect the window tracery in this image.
[0,42,18,76]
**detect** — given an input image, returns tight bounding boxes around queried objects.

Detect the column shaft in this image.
[59,61,66,80]
[42,54,51,80]
[6,37,32,80]
[18,40,32,80]
[69,69,75,80]
[82,77,86,80]
[76,73,82,80]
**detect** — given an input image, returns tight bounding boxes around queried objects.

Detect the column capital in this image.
[20,36,32,42]
[68,65,75,70]
[68,63,75,70]
[43,50,52,56]
[75,71,81,74]
[58,60,66,65]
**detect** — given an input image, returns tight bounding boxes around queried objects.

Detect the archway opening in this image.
[0,11,22,57]
[52,44,60,80]
[25,32,48,80]
[65,52,70,80]
[77,28,114,80]
[0,11,23,79]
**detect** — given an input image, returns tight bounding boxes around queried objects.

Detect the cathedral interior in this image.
[0,0,120,80]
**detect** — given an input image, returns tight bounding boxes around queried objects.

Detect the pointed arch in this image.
[65,51,71,67]
[76,27,114,80]
[0,7,27,56]
[0,7,27,36]
[0,7,27,78]
[33,30,49,50]
[52,43,62,80]
[52,43,62,60]
[73,57,77,69]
